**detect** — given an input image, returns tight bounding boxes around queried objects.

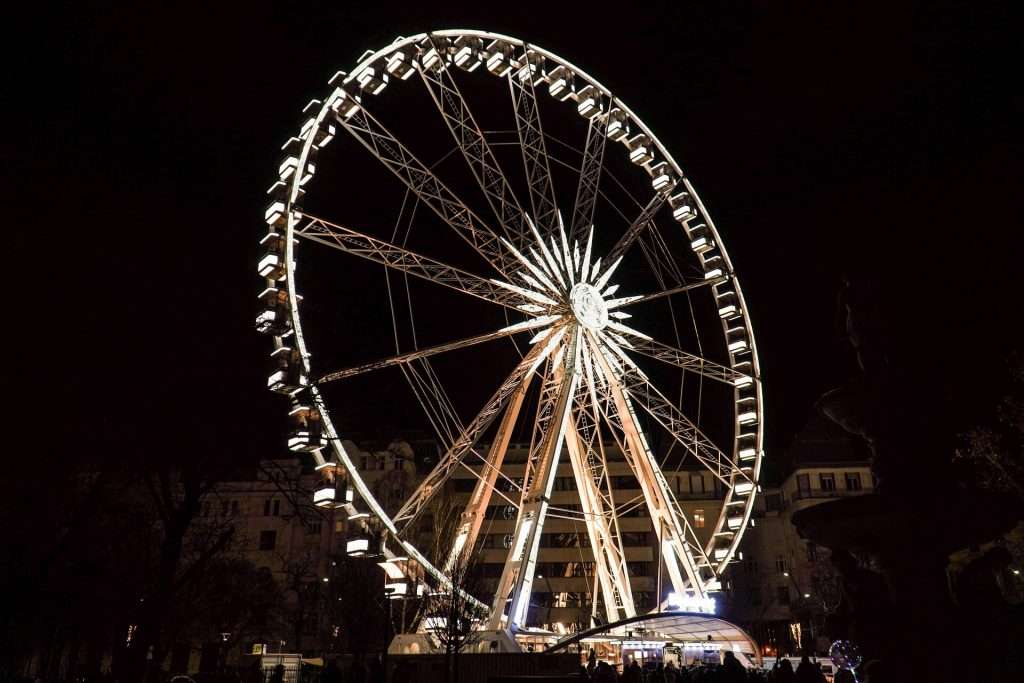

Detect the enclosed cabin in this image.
[627,134,654,166]
[669,190,695,223]
[686,222,716,255]
[287,401,323,452]
[514,49,545,86]
[346,525,383,558]
[268,346,307,395]
[545,65,575,101]
[385,46,417,81]
[279,136,317,188]
[452,35,484,72]
[648,161,676,193]
[255,287,293,336]
[576,84,604,119]
[258,232,287,281]
[326,71,362,120]
[314,465,356,509]
[484,39,514,77]
[605,107,630,141]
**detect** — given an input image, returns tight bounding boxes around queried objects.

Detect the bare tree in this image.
[426,552,486,683]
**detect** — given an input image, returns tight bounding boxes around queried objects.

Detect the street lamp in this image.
[219,633,231,674]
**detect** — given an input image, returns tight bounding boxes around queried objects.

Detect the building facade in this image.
[197,414,871,664]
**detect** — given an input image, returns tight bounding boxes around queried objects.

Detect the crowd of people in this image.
[576,651,875,683]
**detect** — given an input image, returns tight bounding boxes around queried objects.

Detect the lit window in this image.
[694,509,705,528]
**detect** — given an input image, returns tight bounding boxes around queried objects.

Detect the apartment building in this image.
[728,414,874,655]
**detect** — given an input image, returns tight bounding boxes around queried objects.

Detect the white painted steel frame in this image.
[262,28,765,633]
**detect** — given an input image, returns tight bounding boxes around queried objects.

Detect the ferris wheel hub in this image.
[570,282,609,331]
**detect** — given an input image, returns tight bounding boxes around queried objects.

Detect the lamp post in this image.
[219,632,231,674]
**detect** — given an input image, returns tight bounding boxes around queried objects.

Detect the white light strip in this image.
[580,226,594,284]
[593,256,623,291]
[490,279,558,306]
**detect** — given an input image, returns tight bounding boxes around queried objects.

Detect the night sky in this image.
[11,2,1019,476]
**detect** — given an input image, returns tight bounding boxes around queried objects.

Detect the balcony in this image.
[791,487,864,502]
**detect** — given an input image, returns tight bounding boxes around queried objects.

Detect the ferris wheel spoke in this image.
[487,329,581,630]
[445,380,529,573]
[615,276,727,308]
[604,193,667,266]
[391,325,566,534]
[317,315,562,384]
[335,103,520,277]
[587,340,710,596]
[569,115,607,245]
[508,50,560,239]
[417,42,534,253]
[603,330,750,387]
[563,423,636,623]
[296,213,540,312]
[605,347,753,489]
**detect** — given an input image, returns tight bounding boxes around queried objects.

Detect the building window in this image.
[554,476,574,491]
[776,586,790,605]
[819,473,836,492]
[845,472,862,491]
[796,474,810,496]
[745,559,759,575]
[307,521,322,535]
[694,509,705,529]
[775,556,787,574]
[622,532,649,546]
[807,542,818,561]
[259,530,277,551]
[689,474,705,494]
[393,456,404,471]
[765,493,782,512]
[627,562,649,577]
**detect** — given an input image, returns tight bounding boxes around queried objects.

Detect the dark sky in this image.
[10,2,1019,471]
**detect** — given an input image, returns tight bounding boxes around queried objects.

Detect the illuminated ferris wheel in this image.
[256,30,764,634]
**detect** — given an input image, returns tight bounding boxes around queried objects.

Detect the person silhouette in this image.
[795,654,825,683]
[721,651,745,683]
[775,658,796,683]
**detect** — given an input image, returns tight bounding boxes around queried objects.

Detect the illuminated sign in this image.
[666,593,717,614]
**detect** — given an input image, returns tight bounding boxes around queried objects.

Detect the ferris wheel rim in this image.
[267,28,764,618]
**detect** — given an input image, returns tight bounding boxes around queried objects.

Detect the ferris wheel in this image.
[256,30,764,633]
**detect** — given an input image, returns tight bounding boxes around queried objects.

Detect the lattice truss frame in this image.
[256,30,765,631]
